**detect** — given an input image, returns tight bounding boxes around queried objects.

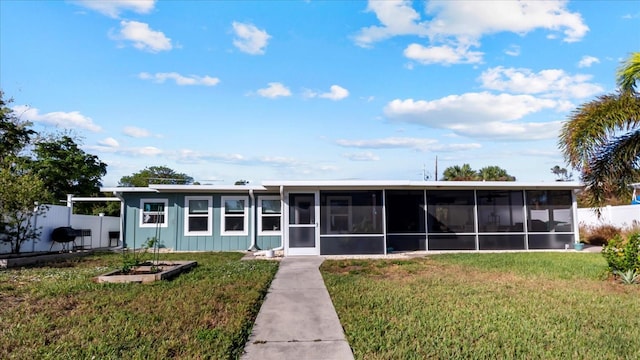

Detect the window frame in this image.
[139,198,169,228]
[258,196,282,235]
[184,196,212,236]
[221,196,249,236]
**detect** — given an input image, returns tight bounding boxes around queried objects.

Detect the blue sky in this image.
[1,1,638,187]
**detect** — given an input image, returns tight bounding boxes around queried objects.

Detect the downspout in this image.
[113,191,125,248]
[248,189,259,251]
[66,194,74,226]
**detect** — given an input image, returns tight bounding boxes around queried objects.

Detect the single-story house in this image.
[102,180,582,256]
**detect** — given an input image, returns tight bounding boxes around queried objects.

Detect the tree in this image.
[442,164,515,181]
[0,167,50,253]
[119,166,194,187]
[30,134,108,205]
[559,52,640,207]
[550,165,573,182]
[0,94,51,253]
[442,164,478,181]
[0,91,35,166]
[478,166,516,181]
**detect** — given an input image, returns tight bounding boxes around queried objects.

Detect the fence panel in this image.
[577,205,640,229]
[70,214,120,249]
[1,204,120,254]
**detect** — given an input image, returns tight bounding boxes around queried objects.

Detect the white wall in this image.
[577,205,640,229]
[0,204,120,254]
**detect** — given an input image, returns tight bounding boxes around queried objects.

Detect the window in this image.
[426,191,475,233]
[526,190,574,232]
[320,191,382,235]
[477,190,524,233]
[327,196,352,234]
[184,196,212,236]
[221,196,248,235]
[258,196,281,235]
[386,190,426,233]
[140,199,168,228]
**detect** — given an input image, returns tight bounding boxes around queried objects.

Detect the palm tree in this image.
[478,166,516,181]
[442,164,479,181]
[559,52,640,207]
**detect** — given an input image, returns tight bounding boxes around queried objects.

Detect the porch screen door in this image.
[287,193,319,255]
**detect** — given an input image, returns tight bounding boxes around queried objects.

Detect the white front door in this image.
[286,192,319,256]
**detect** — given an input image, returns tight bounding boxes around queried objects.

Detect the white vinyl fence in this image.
[0,204,120,254]
[577,205,640,229]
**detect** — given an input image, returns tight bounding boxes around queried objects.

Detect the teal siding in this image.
[123,192,257,251]
[257,236,281,250]
[123,193,179,250]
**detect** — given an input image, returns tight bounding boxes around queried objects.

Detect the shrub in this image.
[601,232,640,273]
[580,223,622,246]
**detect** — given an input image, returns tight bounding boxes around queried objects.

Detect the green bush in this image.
[601,232,640,273]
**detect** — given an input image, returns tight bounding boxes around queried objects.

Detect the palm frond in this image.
[617,52,640,94]
[582,129,640,207]
[559,94,640,169]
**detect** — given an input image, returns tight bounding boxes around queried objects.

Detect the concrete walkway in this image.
[241,257,354,360]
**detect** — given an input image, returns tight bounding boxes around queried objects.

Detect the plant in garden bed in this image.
[579,223,621,246]
[120,237,163,274]
[601,232,640,283]
[615,269,639,284]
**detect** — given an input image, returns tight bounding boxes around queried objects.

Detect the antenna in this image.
[422,164,431,181]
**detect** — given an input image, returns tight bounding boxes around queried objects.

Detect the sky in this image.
[1,0,639,187]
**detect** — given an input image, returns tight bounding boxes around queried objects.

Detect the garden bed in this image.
[94,260,197,283]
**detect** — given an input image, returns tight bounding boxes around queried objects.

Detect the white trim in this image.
[184,196,212,236]
[258,196,282,236]
[139,198,168,228]
[221,196,249,236]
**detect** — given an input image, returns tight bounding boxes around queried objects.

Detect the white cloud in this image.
[343,152,380,161]
[256,82,291,98]
[138,72,220,86]
[424,0,588,43]
[232,22,271,55]
[504,45,521,57]
[479,66,604,98]
[98,137,119,147]
[73,0,155,18]
[578,55,600,68]
[259,156,301,167]
[123,126,154,138]
[353,0,429,47]
[336,137,481,152]
[383,93,562,140]
[13,105,102,132]
[115,20,172,52]
[132,146,163,156]
[320,85,350,100]
[355,0,588,65]
[305,85,350,100]
[404,43,483,65]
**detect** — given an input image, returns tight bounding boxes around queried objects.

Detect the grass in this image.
[321,253,640,360]
[0,251,278,360]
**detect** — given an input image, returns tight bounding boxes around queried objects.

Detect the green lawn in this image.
[321,253,640,360]
[0,252,278,360]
